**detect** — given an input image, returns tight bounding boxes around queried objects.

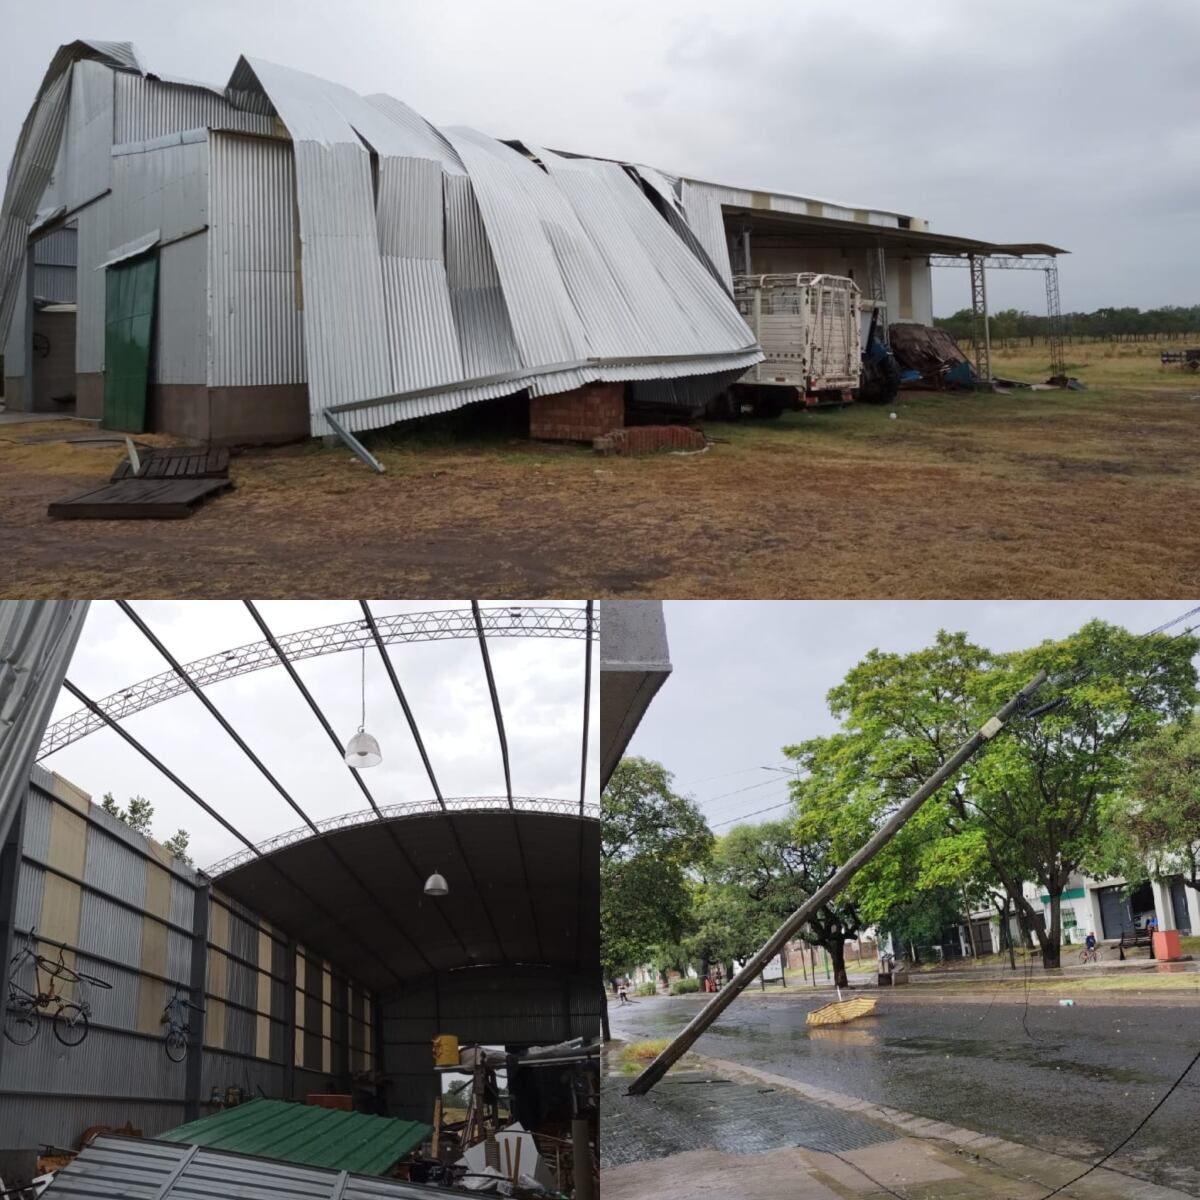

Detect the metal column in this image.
[868,245,889,345]
[284,937,297,1100]
[184,882,210,1121]
[968,253,991,383]
[1045,260,1066,379]
[0,798,28,1088]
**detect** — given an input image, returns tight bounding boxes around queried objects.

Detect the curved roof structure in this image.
[212,801,599,994]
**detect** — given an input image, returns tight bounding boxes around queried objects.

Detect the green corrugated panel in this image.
[159,1099,431,1175]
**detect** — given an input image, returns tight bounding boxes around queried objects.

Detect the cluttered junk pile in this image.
[425,1036,599,1197]
[887,323,977,390]
[22,1037,599,1199]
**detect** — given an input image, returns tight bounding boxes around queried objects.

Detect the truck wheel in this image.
[751,397,783,419]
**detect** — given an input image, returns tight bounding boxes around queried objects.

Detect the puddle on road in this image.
[882,1035,1155,1084]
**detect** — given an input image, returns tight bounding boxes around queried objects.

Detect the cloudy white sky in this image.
[3,1,1196,313]
[41,600,598,871]
[627,600,1200,831]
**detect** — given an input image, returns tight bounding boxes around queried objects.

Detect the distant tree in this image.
[162,829,193,867]
[601,757,713,981]
[876,886,963,965]
[101,792,192,862]
[1104,717,1200,893]
[713,820,863,987]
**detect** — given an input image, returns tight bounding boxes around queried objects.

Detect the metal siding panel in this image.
[32,262,76,303]
[167,928,193,984]
[0,1023,187,1103]
[112,72,274,143]
[108,135,208,249]
[74,193,110,372]
[0,1098,187,1152]
[74,949,140,1029]
[60,60,114,214]
[207,132,305,387]
[34,226,78,267]
[169,874,195,930]
[3,258,26,376]
[21,786,53,861]
[84,823,147,908]
[78,888,143,968]
[14,860,45,932]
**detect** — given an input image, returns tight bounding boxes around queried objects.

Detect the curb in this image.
[687,1052,1194,1200]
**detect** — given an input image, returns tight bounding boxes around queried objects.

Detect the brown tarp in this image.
[889,324,972,387]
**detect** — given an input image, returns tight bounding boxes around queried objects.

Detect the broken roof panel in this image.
[158,1099,430,1176]
[46,1133,473,1199]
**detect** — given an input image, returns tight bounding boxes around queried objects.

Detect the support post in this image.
[968,254,991,384]
[740,229,752,276]
[1044,260,1066,380]
[627,669,1048,1096]
[284,937,297,1100]
[184,881,210,1121]
[0,797,28,1087]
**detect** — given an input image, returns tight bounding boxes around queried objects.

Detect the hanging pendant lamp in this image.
[424,871,449,897]
[345,645,382,768]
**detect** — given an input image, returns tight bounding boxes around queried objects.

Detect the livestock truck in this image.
[708,272,896,418]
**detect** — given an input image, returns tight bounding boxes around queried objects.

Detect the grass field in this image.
[982,335,1200,388]
[1,358,1197,597]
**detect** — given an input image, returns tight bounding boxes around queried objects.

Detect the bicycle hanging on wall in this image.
[4,931,112,1047]
[161,984,204,1063]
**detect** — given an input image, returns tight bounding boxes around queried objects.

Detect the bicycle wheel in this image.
[165,1028,188,1063]
[1078,948,1090,964]
[53,1003,88,1047]
[5,1000,39,1046]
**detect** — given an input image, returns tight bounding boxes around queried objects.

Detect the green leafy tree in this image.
[162,829,193,866]
[876,886,964,964]
[713,820,862,987]
[1105,717,1200,892]
[787,623,1197,970]
[601,757,712,981]
[101,792,192,863]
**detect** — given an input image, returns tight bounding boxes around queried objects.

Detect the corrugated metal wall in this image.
[207,132,305,388]
[380,966,602,1122]
[112,73,273,144]
[0,768,373,1150]
[31,227,77,304]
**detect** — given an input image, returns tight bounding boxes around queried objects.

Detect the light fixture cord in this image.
[360,644,366,733]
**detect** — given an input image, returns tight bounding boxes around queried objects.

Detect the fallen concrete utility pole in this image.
[627,669,1049,1096]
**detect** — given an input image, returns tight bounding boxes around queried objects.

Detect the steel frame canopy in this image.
[47,600,597,997]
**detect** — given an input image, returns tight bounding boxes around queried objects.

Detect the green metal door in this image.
[103,253,158,432]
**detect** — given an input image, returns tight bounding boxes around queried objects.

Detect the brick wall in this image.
[593,425,707,455]
[529,382,624,441]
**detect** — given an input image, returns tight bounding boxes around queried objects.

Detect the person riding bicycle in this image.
[1085,931,1096,952]
[617,978,630,1005]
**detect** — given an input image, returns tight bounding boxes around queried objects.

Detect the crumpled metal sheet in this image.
[2,43,760,435]
[0,41,141,351]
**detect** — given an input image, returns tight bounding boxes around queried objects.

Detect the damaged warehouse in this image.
[0,601,600,1196]
[0,40,1063,463]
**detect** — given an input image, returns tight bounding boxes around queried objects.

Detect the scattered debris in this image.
[889,323,976,390]
[593,427,707,455]
[806,995,878,1027]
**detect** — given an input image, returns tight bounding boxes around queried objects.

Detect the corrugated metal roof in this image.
[46,1133,473,1199]
[158,1099,430,1175]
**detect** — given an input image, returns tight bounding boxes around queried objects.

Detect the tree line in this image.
[935,305,1200,345]
[601,620,1200,989]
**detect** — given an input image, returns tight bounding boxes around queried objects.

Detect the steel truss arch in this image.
[39,604,594,759]
[205,795,600,877]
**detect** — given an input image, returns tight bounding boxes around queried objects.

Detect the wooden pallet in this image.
[48,477,233,520]
[110,446,230,482]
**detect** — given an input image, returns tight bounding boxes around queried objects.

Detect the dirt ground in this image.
[1,384,1198,599]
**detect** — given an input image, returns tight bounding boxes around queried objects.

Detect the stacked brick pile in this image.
[529,383,624,441]
[593,426,708,456]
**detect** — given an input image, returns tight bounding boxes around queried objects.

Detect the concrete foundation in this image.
[1,377,23,410]
[76,373,103,420]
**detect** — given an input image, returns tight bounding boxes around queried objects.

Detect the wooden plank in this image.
[110,446,230,482]
[49,477,232,520]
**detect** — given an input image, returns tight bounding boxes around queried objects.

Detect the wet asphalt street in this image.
[612,989,1200,1195]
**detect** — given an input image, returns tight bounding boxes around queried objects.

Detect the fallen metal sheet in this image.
[45,1132,475,1199]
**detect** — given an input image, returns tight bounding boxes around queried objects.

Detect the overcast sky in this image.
[627,600,1200,831]
[42,600,598,871]
[3,1,1196,314]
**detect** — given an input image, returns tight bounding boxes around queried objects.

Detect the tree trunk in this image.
[826,938,849,988]
[1043,892,1063,969]
[962,885,978,958]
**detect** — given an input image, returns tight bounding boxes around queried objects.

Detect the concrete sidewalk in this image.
[601,1053,1195,1200]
